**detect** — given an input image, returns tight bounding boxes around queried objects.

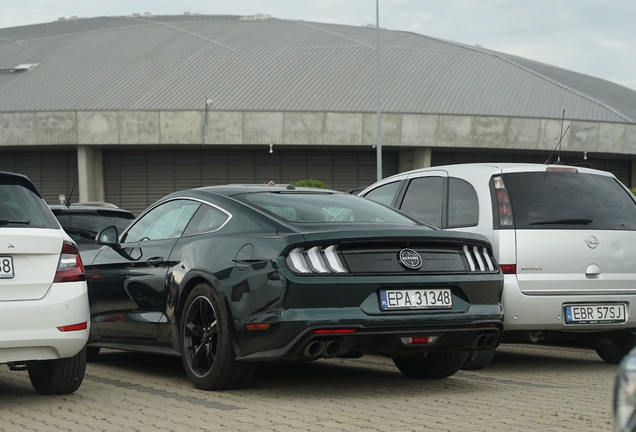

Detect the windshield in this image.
[238,191,420,225]
[0,183,58,228]
[503,171,636,230]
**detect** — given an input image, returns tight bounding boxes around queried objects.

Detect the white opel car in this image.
[0,171,89,394]
[361,163,636,369]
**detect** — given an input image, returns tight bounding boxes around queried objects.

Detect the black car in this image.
[83,185,504,390]
[50,202,135,250]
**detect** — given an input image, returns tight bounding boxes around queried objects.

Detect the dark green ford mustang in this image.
[83,185,503,390]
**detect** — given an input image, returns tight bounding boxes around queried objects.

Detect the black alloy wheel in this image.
[180,283,256,390]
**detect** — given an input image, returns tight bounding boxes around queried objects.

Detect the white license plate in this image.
[380,288,452,310]
[0,256,14,279]
[565,304,626,324]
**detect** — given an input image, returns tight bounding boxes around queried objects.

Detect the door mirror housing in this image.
[97,226,120,247]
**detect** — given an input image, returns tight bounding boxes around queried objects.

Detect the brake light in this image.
[500,264,516,274]
[493,176,514,227]
[546,167,578,173]
[57,322,88,332]
[286,245,348,274]
[54,241,85,282]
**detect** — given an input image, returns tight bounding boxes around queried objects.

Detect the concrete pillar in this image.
[413,147,432,169]
[77,146,104,203]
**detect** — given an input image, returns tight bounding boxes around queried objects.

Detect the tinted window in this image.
[0,183,58,229]
[364,181,400,206]
[183,204,230,236]
[56,213,134,234]
[448,178,479,228]
[124,200,201,242]
[400,177,444,228]
[503,172,636,230]
[237,192,419,224]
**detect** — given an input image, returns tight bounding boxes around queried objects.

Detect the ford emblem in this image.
[399,248,422,270]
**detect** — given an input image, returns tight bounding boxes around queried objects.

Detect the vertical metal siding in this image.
[103,148,399,214]
[0,149,78,205]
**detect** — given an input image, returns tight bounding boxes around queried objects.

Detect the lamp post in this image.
[375,0,382,182]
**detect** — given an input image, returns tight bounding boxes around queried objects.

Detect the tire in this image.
[180,283,256,390]
[86,347,100,362]
[595,331,636,364]
[461,347,496,370]
[393,351,468,379]
[28,347,87,395]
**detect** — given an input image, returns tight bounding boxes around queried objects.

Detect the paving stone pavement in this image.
[0,343,617,431]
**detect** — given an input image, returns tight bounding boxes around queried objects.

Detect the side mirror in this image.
[96,226,120,247]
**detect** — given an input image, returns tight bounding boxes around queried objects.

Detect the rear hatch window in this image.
[503,171,636,230]
[0,182,59,229]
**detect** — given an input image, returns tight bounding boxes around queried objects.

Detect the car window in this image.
[399,177,444,228]
[0,182,58,229]
[448,177,479,228]
[56,213,134,235]
[183,204,230,236]
[123,200,201,242]
[237,192,419,224]
[364,181,400,206]
[503,171,636,230]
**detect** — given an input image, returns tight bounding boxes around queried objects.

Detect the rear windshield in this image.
[0,183,59,229]
[237,191,420,225]
[503,172,636,230]
[55,212,134,240]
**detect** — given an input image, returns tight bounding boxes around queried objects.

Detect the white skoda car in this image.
[0,171,89,394]
[361,163,636,369]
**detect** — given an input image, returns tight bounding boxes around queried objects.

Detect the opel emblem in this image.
[585,236,599,249]
[399,248,422,270]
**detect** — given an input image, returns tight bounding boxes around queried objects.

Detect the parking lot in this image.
[0,342,616,432]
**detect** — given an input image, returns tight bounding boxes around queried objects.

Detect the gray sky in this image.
[2,0,636,90]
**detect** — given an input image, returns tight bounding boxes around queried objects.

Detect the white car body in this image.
[361,163,636,363]
[0,171,89,394]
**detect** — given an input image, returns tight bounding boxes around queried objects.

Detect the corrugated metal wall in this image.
[432,149,632,186]
[103,148,399,214]
[0,149,78,205]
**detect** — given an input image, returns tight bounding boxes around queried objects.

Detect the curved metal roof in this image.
[0,14,634,123]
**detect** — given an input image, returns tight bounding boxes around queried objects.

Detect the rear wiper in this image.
[64,227,97,239]
[0,219,30,225]
[529,218,593,225]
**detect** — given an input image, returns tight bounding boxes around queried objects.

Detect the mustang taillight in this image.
[493,175,514,227]
[286,245,348,274]
[462,245,496,272]
[54,241,85,283]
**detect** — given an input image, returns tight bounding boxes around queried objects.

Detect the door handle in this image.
[147,256,165,267]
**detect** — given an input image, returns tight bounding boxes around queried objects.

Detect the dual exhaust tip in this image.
[468,332,498,350]
[301,339,345,358]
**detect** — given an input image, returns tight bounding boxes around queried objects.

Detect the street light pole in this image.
[375,0,382,182]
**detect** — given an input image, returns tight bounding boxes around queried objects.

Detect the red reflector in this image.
[57,322,88,332]
[472,323,496,329]
[411,336,430,344]
[310,329,356,335]
[246,323,270,331]
[500,264,516,274]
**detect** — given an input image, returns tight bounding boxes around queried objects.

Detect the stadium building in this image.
[1,13,635,213]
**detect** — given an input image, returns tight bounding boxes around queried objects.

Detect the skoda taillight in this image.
[54,241,86,283]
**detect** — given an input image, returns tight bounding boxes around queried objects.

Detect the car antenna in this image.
[64,181,77,208]
[544,109,570,165]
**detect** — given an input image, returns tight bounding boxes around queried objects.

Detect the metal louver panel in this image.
[103,148,399,215]
[0,149,77,205]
